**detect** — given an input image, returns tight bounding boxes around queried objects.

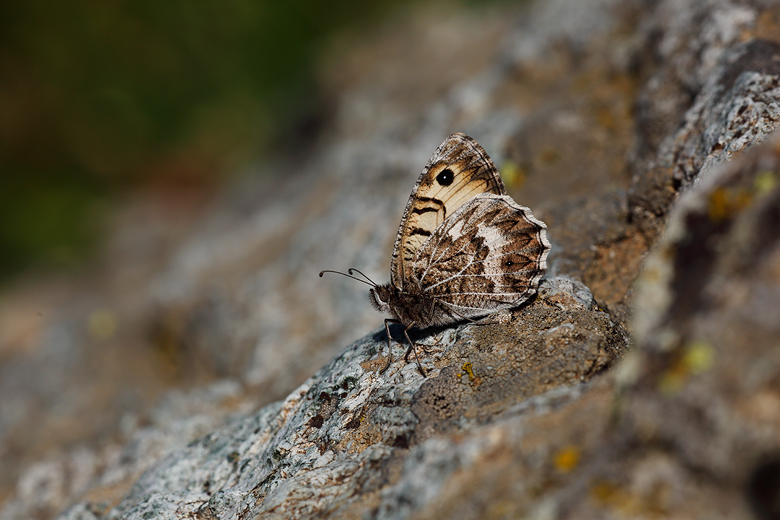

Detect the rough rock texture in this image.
[83,277,624,520]
[617,131,780,520]
[1,0,780,519]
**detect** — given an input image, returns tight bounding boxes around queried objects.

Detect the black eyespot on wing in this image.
[436,168,454,186]
[501,253,532,273]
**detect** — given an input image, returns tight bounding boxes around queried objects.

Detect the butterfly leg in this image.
[401,322,426,377]
[419,300,440,354]
[379,319,400,374]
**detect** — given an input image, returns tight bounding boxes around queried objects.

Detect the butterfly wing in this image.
[410,193,550,322]
[390,133,506,289]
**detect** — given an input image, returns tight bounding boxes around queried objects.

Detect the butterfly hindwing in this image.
[390,133,506,288]
[410,194,550,319]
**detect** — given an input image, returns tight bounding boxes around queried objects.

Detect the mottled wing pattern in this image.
[390,133,506,289]
[410,194,550,320]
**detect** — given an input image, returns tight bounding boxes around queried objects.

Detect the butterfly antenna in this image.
[347,268,378,287]
[319,270,376,287]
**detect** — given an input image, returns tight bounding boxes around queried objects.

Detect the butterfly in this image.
[321,133,550,376]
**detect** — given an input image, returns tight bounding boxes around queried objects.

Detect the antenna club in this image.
[318,269,377,287]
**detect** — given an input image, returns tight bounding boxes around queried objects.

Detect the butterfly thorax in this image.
[370,283,451,328]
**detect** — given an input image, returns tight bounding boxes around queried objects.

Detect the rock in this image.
[62,278,625,520]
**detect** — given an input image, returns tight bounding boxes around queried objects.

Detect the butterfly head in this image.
[369,284,395,315]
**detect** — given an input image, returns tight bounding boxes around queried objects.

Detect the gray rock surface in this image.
[65,277,626,520]
[1,0,780,519]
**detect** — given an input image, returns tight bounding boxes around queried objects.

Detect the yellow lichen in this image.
[553,445,581,473]
[500,159,526,189]
[707,187,752,222]
[754,170,778,194]
[460,362,476,381]
[658,340,715,395]
[87,308,118,341]
[683,340,715,373]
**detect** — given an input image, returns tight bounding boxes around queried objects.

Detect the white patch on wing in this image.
[475,222,507,247]
[447,219,465,240]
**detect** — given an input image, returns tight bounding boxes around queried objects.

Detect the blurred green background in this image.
[1,0,472,281]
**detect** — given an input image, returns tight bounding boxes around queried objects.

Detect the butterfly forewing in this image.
[410,194,550,319]
[390,133,506,288]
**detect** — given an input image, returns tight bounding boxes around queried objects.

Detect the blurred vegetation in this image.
[0,0,450,281]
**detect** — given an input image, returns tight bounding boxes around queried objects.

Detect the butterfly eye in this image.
[436,168,454,186]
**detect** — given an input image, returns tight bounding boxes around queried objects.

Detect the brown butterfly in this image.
[321,133,550,375]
